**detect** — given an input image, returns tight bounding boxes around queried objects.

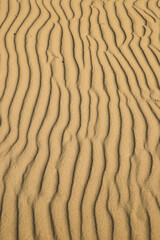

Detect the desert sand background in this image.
[0,0,160,239]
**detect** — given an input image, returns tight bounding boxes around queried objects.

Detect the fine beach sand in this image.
[0,0,160,239]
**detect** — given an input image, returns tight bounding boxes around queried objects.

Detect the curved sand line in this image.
[0,0,160,239]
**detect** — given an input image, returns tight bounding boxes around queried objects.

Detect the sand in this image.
[0,0,160,239]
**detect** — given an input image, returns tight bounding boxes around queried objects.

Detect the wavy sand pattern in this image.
[0,0,160,239]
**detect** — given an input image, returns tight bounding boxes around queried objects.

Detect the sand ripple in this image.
[0,0,160,239]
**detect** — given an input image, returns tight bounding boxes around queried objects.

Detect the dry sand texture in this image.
[0,0,160,239]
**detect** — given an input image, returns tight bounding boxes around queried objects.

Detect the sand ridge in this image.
[0,0,160,239]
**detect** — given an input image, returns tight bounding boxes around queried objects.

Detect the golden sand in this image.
[0,0,160,239]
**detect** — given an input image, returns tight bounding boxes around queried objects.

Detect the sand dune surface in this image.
[0,0,160,239]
